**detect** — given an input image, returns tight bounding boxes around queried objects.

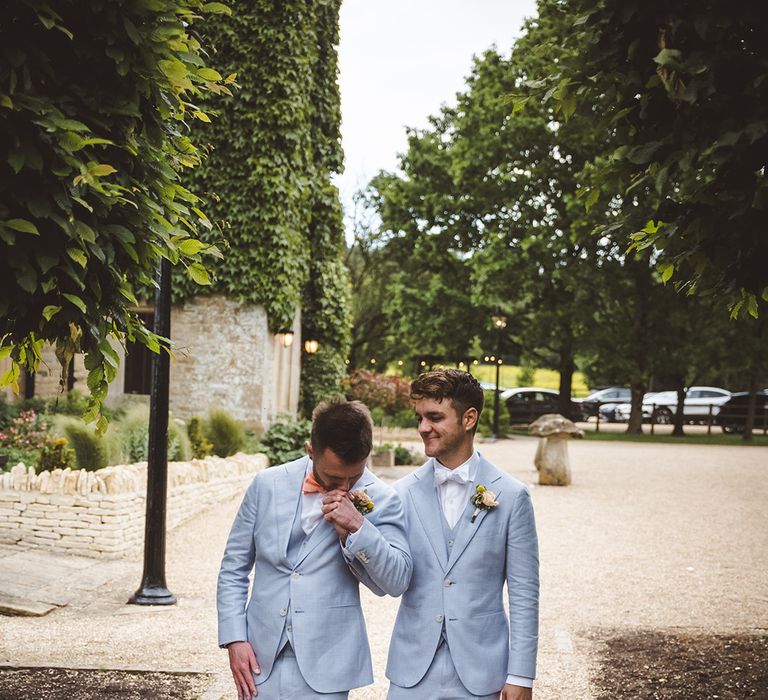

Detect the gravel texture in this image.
[1,435,766,699]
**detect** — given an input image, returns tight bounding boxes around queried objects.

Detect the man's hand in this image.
[501,684,532,700]
[322,489,364,543]
[227,641,260,700]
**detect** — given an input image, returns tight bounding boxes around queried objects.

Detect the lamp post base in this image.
[128,584,177,606]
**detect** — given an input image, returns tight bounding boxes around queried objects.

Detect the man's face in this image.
[415,397,476,465]
[308,445,367,492]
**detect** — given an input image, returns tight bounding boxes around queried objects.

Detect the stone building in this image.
[1,295,301,430]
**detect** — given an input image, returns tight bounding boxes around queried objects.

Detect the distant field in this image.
[470,365,590,396]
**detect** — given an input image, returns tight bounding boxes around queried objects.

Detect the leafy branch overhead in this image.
[532,0,768,317]
[0,0,232,428]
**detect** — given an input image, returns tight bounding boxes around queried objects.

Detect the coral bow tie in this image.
[302,472,327,494]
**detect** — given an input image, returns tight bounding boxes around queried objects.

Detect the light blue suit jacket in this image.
[217,456,412,694]
[386,454,539,696]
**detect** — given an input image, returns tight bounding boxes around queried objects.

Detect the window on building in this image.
[124,312,154,395]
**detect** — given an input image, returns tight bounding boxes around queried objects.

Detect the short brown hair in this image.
[311,397,373,463]
[410,369,484,420]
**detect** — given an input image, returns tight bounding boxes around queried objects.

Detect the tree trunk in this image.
[626,383,645,434]
[672,378,686,437]
[558,354,575,419]
[742,375,757,443]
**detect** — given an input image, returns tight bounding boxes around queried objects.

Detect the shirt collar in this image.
[433,450,479,482]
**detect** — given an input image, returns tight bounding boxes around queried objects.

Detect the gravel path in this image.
[1,436,766,699]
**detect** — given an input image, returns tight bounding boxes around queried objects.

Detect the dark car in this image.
[501,387,578,424]
[574,387,632,421]
[717,391,768,433]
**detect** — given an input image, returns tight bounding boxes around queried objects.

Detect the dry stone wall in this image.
[0,453,267,558]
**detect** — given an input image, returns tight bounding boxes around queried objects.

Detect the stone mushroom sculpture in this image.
[528,413,583,486]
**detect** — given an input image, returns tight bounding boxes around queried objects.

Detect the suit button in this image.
[287,625,292,632]
[435,614,444,623]
[292,571,300,578]
[279,608,287,617]
[447,539,454,546]
[443,580,452,587]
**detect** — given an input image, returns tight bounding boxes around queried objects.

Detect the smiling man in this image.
[217,398,412,700]
[386,369,540,700]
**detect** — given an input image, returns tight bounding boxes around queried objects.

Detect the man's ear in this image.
[463,407,479,432]
[305,442,313,459]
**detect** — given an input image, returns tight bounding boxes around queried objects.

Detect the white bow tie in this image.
[434,469,470,487]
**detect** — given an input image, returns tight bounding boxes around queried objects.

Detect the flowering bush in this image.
[342,371,412,414]
[0,410,49,453]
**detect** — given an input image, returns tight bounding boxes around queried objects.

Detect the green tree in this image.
[540,0,768,316]
[1,0,229,428]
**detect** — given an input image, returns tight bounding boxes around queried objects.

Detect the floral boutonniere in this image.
[470,485,498,523]
[351,489,374,515]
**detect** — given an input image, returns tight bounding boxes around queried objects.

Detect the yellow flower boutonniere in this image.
[470,484,498,523]
[351,489,374,515]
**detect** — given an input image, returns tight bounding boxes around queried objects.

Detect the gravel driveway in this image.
[1,435,766,699]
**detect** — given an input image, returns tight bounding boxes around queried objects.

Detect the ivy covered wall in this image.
[180,0,350,416]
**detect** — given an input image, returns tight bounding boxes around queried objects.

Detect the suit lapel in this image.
[445,455,503,574]
[409,461,449,571]
[275,457,307,562]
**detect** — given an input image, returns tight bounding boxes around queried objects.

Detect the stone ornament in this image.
[528,414,583,486]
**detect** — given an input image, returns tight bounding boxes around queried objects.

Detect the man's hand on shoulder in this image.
[227,641,260,699]
[502,684,533,700]
[322,489,364,543]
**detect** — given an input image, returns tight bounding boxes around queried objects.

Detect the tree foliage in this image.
[539,0,768,316]
[0,0,230,428]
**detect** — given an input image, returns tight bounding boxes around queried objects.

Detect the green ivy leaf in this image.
[42,305,62,321]
[5,218,39,235]
[188,261,211,285]
[62,293,87,312]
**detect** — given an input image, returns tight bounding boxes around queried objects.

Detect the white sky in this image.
[335,0,538,234]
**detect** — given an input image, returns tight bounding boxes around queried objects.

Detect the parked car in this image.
[614,386,732,424]
[600,391,658,423]
[574,387,632,421]
[717,391,768,433]
[500,387,578,424]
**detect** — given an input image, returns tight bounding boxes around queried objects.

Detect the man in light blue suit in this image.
[387,369,539,700]
[218,398,412,700]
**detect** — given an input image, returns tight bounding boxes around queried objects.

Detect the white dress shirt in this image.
[432,453,533,690]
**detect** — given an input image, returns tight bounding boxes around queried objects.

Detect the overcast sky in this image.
[335,0,538,233]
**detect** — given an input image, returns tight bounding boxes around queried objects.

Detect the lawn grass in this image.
[470,365,591,396]
[511,428,768,446]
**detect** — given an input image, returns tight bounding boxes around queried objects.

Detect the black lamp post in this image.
[490,311,507,439]
[129,257,176,606]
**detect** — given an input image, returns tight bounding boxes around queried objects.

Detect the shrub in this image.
[257,415,311,466]
[38,435,76,472]
[109,405,192,464]
[342,370,412,414]
[187,416,213,459]
[0,446,39,471]
[394,444,423,466]
[477,390,511,437]
[0,409,50,453]
[204,409,245,458]
[55,417,109,471]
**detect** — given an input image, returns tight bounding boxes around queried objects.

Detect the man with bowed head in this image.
[387,369,539,699]
[217,398,412,700]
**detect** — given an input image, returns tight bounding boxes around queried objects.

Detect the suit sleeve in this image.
[342,485,412,597]
[505,485,539,679]
[217,477,259,647]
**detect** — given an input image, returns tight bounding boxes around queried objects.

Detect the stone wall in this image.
[0,453,267,558]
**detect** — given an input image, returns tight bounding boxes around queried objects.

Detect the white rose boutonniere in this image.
[350,489,374,515]
[470,485,498,523]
